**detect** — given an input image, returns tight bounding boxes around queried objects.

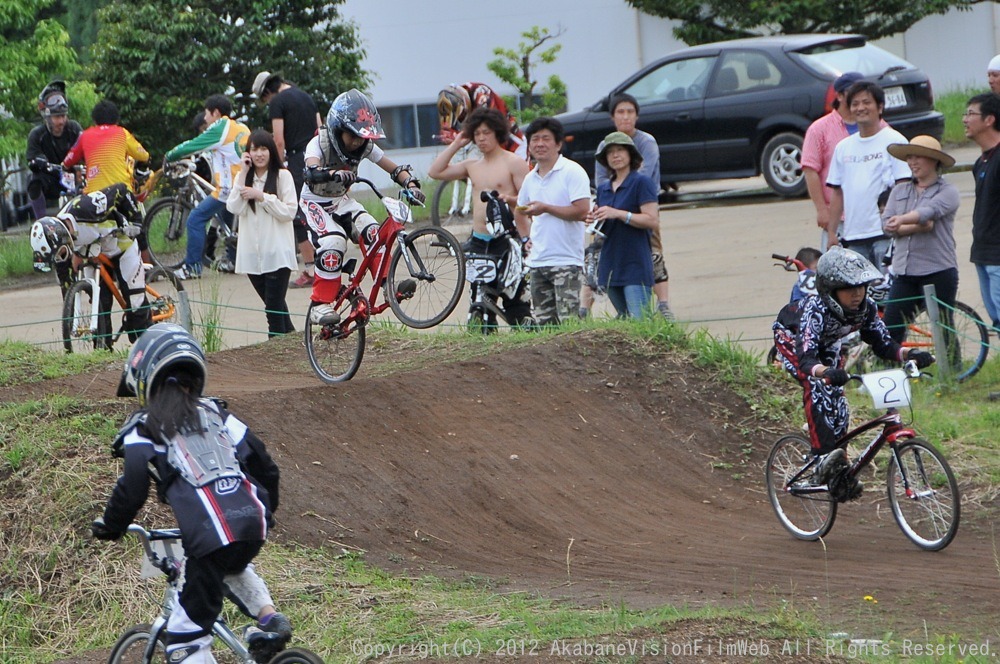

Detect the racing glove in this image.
[406,185,427,205]
[332,170,357,187]
[91,517,124,541]
[823,368,851,386]
[906,349,935,369]
[304,166,334,185]
[29,156,50,173]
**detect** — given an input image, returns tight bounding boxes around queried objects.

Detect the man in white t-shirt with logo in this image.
[515,117,592,325]
[825,81,910,270]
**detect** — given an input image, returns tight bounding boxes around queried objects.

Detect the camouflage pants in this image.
[530,265,582,326]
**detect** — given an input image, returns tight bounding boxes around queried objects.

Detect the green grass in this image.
[936,87,987,146]
[0,324,996,663]
[0,235,34,281]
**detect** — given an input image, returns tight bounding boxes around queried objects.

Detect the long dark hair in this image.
[144,370,204,440]
[244,129,282,211]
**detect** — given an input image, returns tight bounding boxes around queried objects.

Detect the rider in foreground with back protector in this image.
[302,89,426,326]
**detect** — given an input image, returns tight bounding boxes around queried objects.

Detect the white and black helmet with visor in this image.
[815,247,883,324]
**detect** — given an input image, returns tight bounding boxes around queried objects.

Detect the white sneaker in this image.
[310,303,340,326]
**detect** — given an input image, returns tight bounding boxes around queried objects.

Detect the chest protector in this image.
[307,127,375,198]
[166,407,245,488]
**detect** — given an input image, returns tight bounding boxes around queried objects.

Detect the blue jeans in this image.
[607,284,653,318]
[184,196,227,270]
[975,263,1000,331]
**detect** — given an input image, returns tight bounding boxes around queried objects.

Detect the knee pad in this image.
[353,212,379,250]
[314,231,346,279]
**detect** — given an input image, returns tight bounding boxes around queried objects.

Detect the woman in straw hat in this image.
[881,135,960,343]
[585,131,659,318]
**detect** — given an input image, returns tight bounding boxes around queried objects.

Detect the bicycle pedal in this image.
[395,278,417,300]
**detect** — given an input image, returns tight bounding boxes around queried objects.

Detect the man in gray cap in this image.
[252,71,321,287]
[801,72,876,249]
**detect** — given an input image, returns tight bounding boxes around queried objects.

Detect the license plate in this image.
[884,86,906,109]
[465,257,497,282]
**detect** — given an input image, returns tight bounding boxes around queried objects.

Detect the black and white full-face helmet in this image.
[117,323,207,406]
[29,216,73,272]
[325,89,385,166]
[815,247,883,323]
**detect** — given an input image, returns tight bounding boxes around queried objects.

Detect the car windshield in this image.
[790,42,914,78]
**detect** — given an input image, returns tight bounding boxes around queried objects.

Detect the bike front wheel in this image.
[269,647,327,664]
[886,439,960,551]
[62,280,112,353]
[304,297,367,383]
[765,434,837,541]
[108,623,166,663]
[387,227,465,329]
[143,197,193,269]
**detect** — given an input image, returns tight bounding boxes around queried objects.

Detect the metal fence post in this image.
[178,290,192,332]
[922,283,951,382]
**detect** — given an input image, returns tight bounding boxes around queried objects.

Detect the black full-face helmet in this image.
[117,323,207,406]
[325,89,385,165]
[815,247,883,323]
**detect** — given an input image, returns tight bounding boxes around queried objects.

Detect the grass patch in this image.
[936,87,987,146]
[0,340,122,387]
[0,234,34,281]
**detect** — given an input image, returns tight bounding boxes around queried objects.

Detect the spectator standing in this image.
[825,82,910,269]
[881,136,960,343]
[587,132,657,318]
[963,92,1000,334]
[26,81,82,220]
[63,100,149,195]
[165,95,250,280]
[515,117,591,325]
[428,107,532,327]
[227,130,298,337]
[801,72,864,248]
[593,93,673,319]
[253,71,321,289]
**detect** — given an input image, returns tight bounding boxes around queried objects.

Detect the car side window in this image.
[623,56,717,104]
[709,51,783,96]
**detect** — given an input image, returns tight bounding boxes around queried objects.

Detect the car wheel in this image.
[760,132,806,198]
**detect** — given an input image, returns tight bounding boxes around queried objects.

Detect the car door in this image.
[618,55,716,178]
[701,50,800,174]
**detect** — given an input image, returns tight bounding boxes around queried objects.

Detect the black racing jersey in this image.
[102,399,279,558]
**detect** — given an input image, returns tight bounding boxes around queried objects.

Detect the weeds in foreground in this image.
[192,275,226,352]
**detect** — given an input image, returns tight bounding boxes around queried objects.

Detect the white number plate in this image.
[860,368,911,410]
[883,86,906,109]
[465,258,497,282]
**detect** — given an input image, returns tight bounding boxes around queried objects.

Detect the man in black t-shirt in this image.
[253,71,321,287]
[26,82,82,219]
[964,92,1000,334]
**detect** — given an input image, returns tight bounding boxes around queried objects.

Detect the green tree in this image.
[89,0,368,157]
[0,0,90,160]
[487,26,568,124]
[626,0,979,45]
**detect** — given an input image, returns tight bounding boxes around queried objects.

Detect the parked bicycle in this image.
[142,156,236,269]
[107,525,324,664]
[305,178,465,383]
[62,229,183,353]
[429,142,476,227]
[766,252,989,381]
[765,361,960,551]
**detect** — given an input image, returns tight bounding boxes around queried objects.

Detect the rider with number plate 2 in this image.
[772,247,934,490]
[58,183,151,339]
[302,89,427,326]
[92,324,292,663]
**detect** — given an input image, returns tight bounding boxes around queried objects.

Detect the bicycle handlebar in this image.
[354,177,423,207]
[771,252,805,272]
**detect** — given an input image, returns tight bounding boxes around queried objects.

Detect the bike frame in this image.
[71,252,175,337]
[787,410,916,497]
[130,526,261,664]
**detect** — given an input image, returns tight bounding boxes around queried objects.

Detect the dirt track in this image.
[23,332,1000,644]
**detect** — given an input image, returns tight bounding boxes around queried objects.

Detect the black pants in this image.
[167,540,263,649]
[248,269,294,336]
[467,236,531,326]
[883,268,958,343]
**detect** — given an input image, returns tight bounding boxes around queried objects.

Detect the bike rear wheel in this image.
[108,624,166,663]
[765,434,837,541]
[145,266,185,325]
[886,439,960,551]
[305,297,367,383]
[430,179,469,227]
[269,648,326,664]
[910,301,989,382]
[143,197,193,269]
[62,280,113,353]
[387,227,465,328]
